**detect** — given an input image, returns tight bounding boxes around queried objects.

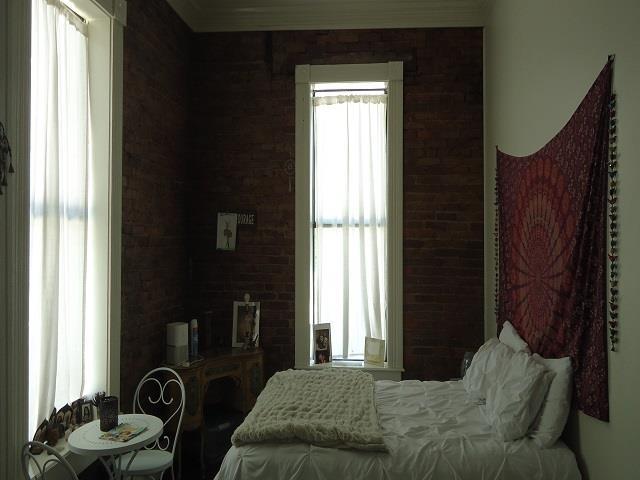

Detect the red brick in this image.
[122,3,484,388]
[187,29,484,382]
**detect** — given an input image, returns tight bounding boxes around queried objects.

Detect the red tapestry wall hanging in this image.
[496,58,616,421]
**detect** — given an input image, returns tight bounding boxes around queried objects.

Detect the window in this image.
[312,82,387,360]
[295,63,403,376]
[28,0,121,436]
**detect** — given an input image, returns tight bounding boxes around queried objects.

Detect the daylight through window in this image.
[312,82,388,361]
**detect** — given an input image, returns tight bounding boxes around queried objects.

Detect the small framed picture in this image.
[56,404,73,428]
[29,419,49,454]
[71,399,83,425]
[232,301,260,348]
[364,337,385,365]
[313,323,332,364]
[81,402,94,423]
[217,212,238,251]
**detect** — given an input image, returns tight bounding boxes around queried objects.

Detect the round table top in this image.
[68,413,163,456]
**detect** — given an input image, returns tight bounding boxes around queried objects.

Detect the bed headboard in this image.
[496,60,613,422]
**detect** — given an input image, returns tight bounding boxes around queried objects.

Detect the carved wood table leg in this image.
[200,426,205,480]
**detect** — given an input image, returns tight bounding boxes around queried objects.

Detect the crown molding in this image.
[165,0,201,29]
[166,0,486,32]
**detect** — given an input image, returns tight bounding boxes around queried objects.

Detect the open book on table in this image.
[99,423,148,442]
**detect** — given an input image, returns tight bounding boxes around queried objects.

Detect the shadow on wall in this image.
[564,410,586,479]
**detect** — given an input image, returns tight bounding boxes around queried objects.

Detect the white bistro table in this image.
[68,413,163,480]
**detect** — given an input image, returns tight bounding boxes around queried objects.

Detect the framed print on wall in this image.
[232,301,260,348]
[217,212,238,251]
[313,323,332,365]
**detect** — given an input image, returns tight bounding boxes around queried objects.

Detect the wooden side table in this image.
[170,348,264,478]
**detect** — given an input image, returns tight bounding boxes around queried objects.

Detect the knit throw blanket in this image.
[231,369,387,451]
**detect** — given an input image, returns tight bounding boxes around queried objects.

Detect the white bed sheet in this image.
[215,380,581,480]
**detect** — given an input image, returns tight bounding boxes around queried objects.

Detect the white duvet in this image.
[216,380,581,480]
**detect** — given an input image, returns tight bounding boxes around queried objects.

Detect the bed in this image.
[215,378,581,480]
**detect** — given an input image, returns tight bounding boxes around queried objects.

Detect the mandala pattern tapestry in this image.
[497,60,613,421]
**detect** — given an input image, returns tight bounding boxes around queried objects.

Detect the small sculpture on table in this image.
[243,331,259,350]
[233,293,260,350]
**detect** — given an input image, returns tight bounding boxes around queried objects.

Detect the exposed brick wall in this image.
[121,0,191,408]
[188,28,484,381]
[121,6,484,388]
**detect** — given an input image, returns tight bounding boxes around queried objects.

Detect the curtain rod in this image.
[61,1,87,24]
[313,88,387,94]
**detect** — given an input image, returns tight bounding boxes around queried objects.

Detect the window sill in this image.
[28,437,96,479]
[295,361,403,381]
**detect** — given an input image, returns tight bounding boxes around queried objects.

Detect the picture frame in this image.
[364,337,385,366]
[56,404,73,429]
[232,301,260,348]
[29,419,49,454]
[81,402,94,423]
[313,323,332,365]
[71,398,84,425]
[216,212,238,251]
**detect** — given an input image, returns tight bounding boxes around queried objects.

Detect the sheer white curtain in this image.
[313,94,387,360]
[29,0,89,435]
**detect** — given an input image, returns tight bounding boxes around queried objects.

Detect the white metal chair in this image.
[21,441,80,480]
[121,367,185,480]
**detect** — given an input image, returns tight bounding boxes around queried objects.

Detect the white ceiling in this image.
[165,0,489,32]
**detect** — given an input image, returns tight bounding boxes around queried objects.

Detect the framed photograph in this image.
[71,398,84,425]
[56,404,72,428]
[232,301,260,348]
[81,402,94,423]
[313,323,332,364]
[217,212,238,251]
[29,419,49,454]
[364,337,385,365]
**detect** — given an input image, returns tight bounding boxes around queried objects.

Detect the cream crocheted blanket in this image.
[231,369,386,451]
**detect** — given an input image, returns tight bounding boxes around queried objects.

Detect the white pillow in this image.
[485,351,555,441]
[499,321,531,353]
[528,354,573,447]
[463,338,514,400]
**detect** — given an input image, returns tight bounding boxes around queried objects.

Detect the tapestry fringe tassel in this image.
[494,162,500,323]
[608,87,619,351]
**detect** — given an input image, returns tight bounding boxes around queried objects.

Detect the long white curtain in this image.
[313,94,387,360]
[29,0,89,435]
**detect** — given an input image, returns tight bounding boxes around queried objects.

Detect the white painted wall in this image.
[1,0,30,477]
[0,0,9,477]
[484,0,640,478]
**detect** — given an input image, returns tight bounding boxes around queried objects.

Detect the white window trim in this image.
[294,62,404,379]
[0,0,125,477]
[77,0,126,402]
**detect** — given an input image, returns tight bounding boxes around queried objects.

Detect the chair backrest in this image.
[133,366,185,456]
[21,441,79,480]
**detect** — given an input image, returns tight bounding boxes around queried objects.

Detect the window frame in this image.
[294,62,403,375]
[0,0,125,476]
[79,0,125,402]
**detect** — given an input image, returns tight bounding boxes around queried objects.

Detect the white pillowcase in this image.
[463,338,514,400]
[528,354,573,448]
[499,321,531,353]
[485,351,555,441]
